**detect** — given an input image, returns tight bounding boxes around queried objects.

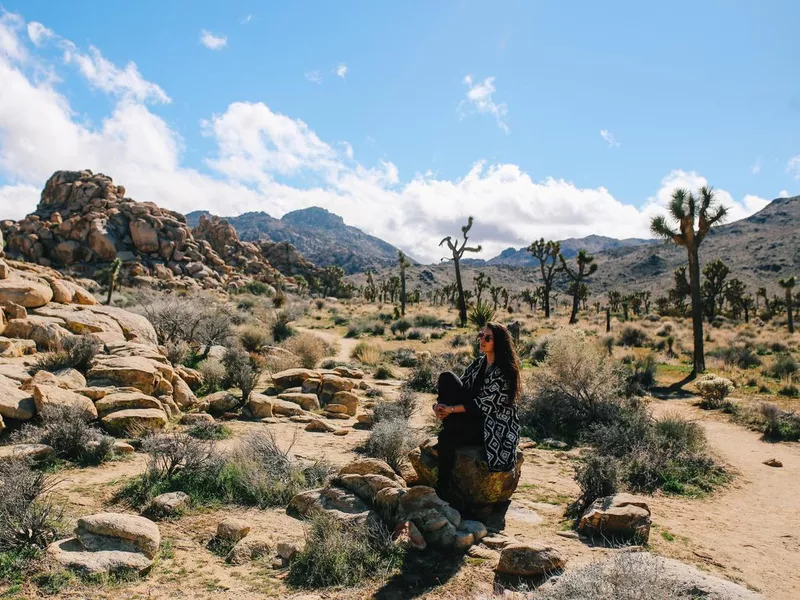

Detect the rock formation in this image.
[0,170,283,291]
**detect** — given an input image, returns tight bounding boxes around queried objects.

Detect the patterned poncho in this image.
[460,355,520,472]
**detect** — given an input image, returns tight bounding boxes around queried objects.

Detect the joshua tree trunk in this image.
[606,307,611,333]
[453,258,467,327]
[688,247,705,373]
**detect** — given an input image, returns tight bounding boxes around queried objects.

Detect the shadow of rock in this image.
[373,547,466,600]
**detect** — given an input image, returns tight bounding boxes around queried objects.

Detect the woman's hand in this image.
[434,403,451,420]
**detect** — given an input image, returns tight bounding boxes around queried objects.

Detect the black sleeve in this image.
[462,393,481,415]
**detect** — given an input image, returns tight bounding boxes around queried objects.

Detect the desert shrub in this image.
[779,383,799,397]
[314,299,325,310]
[197,358,226,394]
[373,388,418,424]
[768,354,798,379]
[30,336,101,375]
[413,314,443,328]
[136,292,234,351]
[655,322,674,337]
[695,374,735,410]
[187,422,232,440]
[622,354,657,396]
[710,344,761,369]
[390,319,412,337]
[164,340,192,366]
[222,347,264,402]
[406,352,473,392]
[529,336,552,364]
[363,418,421,472]
[0,458,64,551]
[232,281,272,296]
[449,333,470,348]
[467,301,495,328]
[533,553,685,600]
[272,310,295,343]
[346,319,385,338]
[333,314,349,326]
[770,341,789,353]
[573,454,619,514]
[760,403,800,441]
[618,326,649,348]
[282,333,331,369]
[374,364,395,380]
[406,328,427,341]
[351,341,383,366]
[387,347,418,367]
[238,323,272,353]
[288,512,404,589]
[10,405,114,466]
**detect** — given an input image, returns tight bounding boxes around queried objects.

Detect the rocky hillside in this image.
[350,195,800,299]
[187,207,404,274]
[0,171,283,292]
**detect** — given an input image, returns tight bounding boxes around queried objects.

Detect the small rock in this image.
[180,413,215,425]
[459,520,488,543]
[216,518,250,543]
[332,429,349,436]
[496,542,566,577]
[578,493,651,543]
[324,403,349,414]
[226,534,273,565]
[454,530,475,551]
[306,418,337,433]
[481,534,515,550]
[467,545,500,560]
[147,492,190,517]
[277,541,302,561]
[556,531,580,540]
[763,458,783,468]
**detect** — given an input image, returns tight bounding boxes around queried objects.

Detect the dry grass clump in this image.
[197,357,226,394]
[237,323,272,353]
[281,332,335,369]
[30,336,101,374]
[351,341,384,366]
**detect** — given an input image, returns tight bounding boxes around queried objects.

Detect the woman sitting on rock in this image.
[433,321,521,504]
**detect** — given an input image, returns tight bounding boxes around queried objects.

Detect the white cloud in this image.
[336,63,348,78]
[459,75,509,134]
[750,159,761,175]
[26,21,53,46]
[340,141,354,160]
[200,30,227,50]
[241,15,252,24]
[600,129,620,148]
[305,70,322,84]
[0,11,776,264]
[779,190,790,198]
[0,11,26,62]
[788,155,800,180]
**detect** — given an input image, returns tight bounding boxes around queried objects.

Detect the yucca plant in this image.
[467,300,495,328]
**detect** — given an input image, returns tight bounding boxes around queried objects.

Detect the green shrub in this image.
[768,354,798,379]
[622,354,657,396]
[695,374,735,410]
[467,301,495,328]
[363,418,421,472]
[187,422,232,440]
[238,323,272,353]
[223,347,264,402]
[272,310,295,343]
[573,454,619,515]
[333,315,349,326]
[390,319,412,337]
[413,314,444,328]
[618,326,649,348]
[288,512,405,589]
[710,345,761,369]
[779,384,799,398]
[374,364,395,380]
[373,388,418,423]
[232,281,272,296]
[760,403,800,441]
[346,319,385,338]
[30,336,101,374]
[197,358,226,395]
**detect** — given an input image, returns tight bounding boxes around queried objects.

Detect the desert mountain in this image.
[350,194,800,299]
[186,208,405,274]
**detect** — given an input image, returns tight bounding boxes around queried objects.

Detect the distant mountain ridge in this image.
[186,207,404,274]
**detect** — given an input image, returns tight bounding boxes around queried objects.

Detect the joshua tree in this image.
[105,257,122,305]
[779,276,796,334]
[398,251,410,316]
[651,187,728,374]
[440,217,482,327]
[607,290,622,312]
[473,272,491,305]
[559,250,597,324]
[701,259,730,323]
[527,239,561,318]
[724,278,747,320]
[757,287,771,318]
[489,284,503,310]
[501,287,510,311]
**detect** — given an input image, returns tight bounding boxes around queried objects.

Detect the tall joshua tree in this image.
[651,187,728,374]
[440,217,482,327]
[398,250,410,316]
[559,250,597,324]
[779,276,796,334]
[527,239,561,318]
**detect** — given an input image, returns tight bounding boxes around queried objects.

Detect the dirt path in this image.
[647,397,800,600]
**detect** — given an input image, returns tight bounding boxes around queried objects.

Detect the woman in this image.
[433,321,521,503]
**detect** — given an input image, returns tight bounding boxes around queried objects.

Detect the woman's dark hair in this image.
[486,321,521,405]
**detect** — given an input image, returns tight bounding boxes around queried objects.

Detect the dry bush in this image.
[197,357,226,394]
[695,374,735,409]
[135,292,234,351]
[30,336,101,375]
[0,458,64,551]
[281,332,333,369]
[222,347,264,402]
[238,323,272,353]
[760,402,800,441]
[351,341,384,366]
[618,326,649,348]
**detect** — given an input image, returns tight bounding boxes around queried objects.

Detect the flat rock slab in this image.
[0,376,35,420]
[32,384,97,419]
[101,408,168,437]
[95,391,163,418]
[48,537,153,575]
[0,443,53,462]
[76,513,161,559]
[87,356,159,395]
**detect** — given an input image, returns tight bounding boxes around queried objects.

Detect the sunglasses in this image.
[477,332,493,342]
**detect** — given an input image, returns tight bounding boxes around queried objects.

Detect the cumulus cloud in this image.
[26,21,53,46]
[200,30,227,50]
[600,129,620,148]
[779,190,790,198]
[0,11,776,263]
[336,63,347,78]
[459,75,509,134]
[304,70,322,84]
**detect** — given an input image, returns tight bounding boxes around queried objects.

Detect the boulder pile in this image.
[0,170,283,291]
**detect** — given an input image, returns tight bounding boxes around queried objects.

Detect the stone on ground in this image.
[101,408,168,436]
[277,392,320,411]
[180,413,215,425]
[147,492,190,518]
[496,542,566,576]
[216,518,251,543]
[32,384,97,418]
[0,376,35,420]
[227,534,273,565]
[578,493,651,543]
[0,443,53,462]
[76,513,161,559]
[47,537,154,575]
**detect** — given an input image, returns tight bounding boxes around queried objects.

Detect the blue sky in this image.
[0,1,798,262]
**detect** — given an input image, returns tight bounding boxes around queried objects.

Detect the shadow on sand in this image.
[650,371,697,400]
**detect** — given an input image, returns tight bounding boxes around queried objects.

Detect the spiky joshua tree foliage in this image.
[779,276,796,334]
[398,251,410,316]
[650,187,728,374]
[527,238,561,318]
[440,217,482,327]
[560,249,598,324]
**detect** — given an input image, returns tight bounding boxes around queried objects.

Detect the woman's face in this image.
[478,326,495,354]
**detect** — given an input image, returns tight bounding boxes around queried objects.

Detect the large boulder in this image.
[130,219,159,253]
[76,513,161,559]
[32,385,97,419]
[226,534,273,565]
[0,375,35,420]
[271,368,317,390]
[84,306,158,346]
[578,493,651,543]
[33,305,125,338]
[101,408,168,436]
[496,542,566,576]
[332,391,359,416]
[205,391,240,415]
[47,537,154,575]
[3,317,73,350]
[320,374,354,403]
[271,398,307,417]
[408,439,523,505]
[0,276,53,308]
[248,393,273,418]
[95,391,164,418]
[278,392,320,411]
[171,376,197,409]
[0,443,53,462]
[87,356,159,395]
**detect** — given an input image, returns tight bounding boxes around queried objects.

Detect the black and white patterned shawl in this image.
[460,355,520,472]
